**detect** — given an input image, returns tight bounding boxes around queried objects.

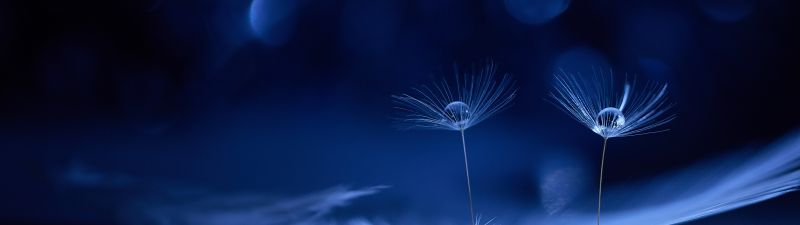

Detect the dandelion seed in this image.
[392,63,517,225]
[549,70,674,225]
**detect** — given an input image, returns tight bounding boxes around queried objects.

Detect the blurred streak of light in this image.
[526,129,800,225]
[120,185,387,225]
[58,160,134,188]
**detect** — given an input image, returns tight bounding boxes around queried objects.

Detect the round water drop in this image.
[594,107,626,132]
[445,101,471,128]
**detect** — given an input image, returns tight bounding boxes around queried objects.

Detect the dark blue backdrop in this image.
[2,0,799,224]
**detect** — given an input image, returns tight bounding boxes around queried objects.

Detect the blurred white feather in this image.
[525,129,800,225]
[121,185,387,225]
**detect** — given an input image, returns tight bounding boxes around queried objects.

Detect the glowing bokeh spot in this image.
[249,0,297,46]
[504,0,571,25]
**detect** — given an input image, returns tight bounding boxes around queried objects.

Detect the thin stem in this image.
[597,138,608,225]
[460,129,475,225]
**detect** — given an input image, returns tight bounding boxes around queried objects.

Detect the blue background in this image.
[1,0,799,224]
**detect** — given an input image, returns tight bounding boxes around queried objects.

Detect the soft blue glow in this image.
[123,185,387,225]
[537,153,589,215]
[504,0,571,25]
[248,0,296,46]
[59,160,133,188]
[697,0,756,23]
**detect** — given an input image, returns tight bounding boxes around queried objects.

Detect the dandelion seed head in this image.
[550,70,673,138]
[392,63,517,131]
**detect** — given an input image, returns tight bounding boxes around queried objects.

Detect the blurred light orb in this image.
[594,107,626,134]
[249,0,297,46]
[504,0,570,25]
[445,101,471,128]
[697,0,755,22]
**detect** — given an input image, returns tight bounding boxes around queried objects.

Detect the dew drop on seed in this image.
[594,107,626,134]
[445,101,470,127]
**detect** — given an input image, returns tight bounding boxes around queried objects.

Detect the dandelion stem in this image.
[460,129,475,225]
[597,138,608,225]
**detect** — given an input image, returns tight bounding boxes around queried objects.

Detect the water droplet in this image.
[445,101,470,129]
[593,107,625,135]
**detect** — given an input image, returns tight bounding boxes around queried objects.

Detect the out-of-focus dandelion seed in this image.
[474,214,496,225]
[392,63,517,225]
[549,70,674,225]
